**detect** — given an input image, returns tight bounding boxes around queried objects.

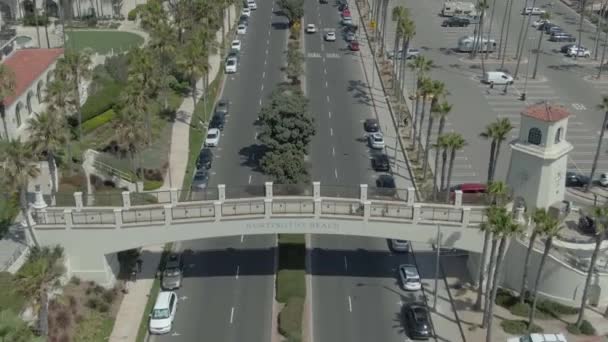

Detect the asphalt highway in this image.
[151,0,287,340]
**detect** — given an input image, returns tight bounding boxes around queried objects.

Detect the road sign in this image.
[370,20,376,29]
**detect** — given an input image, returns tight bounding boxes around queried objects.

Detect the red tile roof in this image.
[521,101,570,122]
[2,48,64,107]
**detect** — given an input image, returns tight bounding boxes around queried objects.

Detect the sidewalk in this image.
[109,244,164,342]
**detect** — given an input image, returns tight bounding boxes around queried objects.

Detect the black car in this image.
[549,32,575,42]
[546,26,564,35]
[196,148,213,169]
[566,171,589,187]
[579,215,597,235]
[375,174,397,197]
[403,303,433,340]
[215,99,229,116]
[560,44,581,53]
[239,14,249,24]
[192,169,210,190]
[227,51,240,62]
[372,153,390,172]
[543,23,560,34]
[209,112,225,130]
[442,17,470,27]
[364,118,380,132]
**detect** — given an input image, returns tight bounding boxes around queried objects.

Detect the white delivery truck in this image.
[457,35,496,52]
[441,1,478,17]
[507,333,567,342]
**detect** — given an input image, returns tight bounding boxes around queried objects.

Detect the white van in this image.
[457,35,496,52]
[149,291,178,334]
[247,0,257,9]
[483,71,514,85]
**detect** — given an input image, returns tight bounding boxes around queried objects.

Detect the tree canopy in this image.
[278,0,304,25]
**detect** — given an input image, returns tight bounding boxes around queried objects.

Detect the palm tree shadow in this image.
[238,144,270,173]
[347,79,372,105]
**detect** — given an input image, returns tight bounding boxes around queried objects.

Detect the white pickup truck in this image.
[507,333,567,342]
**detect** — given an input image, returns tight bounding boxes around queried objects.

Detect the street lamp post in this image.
[521,36,533,101]
[433,225,441,310]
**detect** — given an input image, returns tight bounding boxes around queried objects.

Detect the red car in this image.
[349,41,360,51]
[342,9,351,17]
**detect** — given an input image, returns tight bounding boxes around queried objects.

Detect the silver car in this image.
[161,253,183,290]
[390,239,410,252]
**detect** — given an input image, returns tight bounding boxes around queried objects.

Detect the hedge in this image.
[81,81,124,122]
[82,109,116,134]
[127,4,146,21]
[500,319,542,335]
[278,297,304,342]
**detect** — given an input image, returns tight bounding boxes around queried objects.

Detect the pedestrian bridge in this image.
[29,182,490,286]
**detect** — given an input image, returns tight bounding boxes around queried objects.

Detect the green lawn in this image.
[66,30,144,54]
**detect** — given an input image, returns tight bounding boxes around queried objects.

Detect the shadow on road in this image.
[238,143,270,172]
[347,79,372,106]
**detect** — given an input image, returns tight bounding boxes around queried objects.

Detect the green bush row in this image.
[82,81,124,122]
[82,109,116,134]
[276,270,305,303]
[127,4,146,21]
[278,297,304,342]
[500,319,543,335]
[566,320,596,336]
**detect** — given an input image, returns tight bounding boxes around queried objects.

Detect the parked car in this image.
[325,31,336,41]
[149,291,178,334]
[306,23,317,33]
[338,3,348,11]
[442,16,470,27]
[483,71,513,85]
[402,303,433,340]
[196,148,213,169]
[161,253,184,290]
[239,14,249,25]
[192,169,210,190]
[543,23,561,34]
[560,44,582,53]
[225,57,237,73]
[246,0,257,9]
[398,264,422,291]
[349,40,360,51]
[368,132,385,149]
[215,99,229,116]
[209,113,225,130]
[549,32,576,42]
[507,333,567,342]
[387,48,420,60]
[205,128,221,147]
[390,239,410,252]
[522,7,546,15]
[342,16,353,25]
[565,171,589,187]
[226,51,239,62]
[371,153,390,171]
[364,118,380,132]
[600,172,608,187]
[567,46,591,57]
[546,26,564,35]
[231,40,242,51]
[345,31,356,42]
[375,174,396,197]
[342,8,351,17]
[532,19,550,28]
[237,23,247,34]
[241,7,251,16]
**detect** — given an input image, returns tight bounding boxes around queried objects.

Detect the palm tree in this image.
[519,208,548,304]
[482,207,500,327]
[416,78,433,158]
[575,206,608,327]
[586,96,608,192]
[391,6,408,83]
[435,134,450,196]
[0,139,41,247]
[514,0,538,78]
[471,0,489,59]
[576,0,588,61]
[485,208,522,342]
[57,49,93,142]
[32,0,42,48]
[128,47,158,142]
[500,0,515,68]
[528,213,562,329]
[0,65,16,140]
[484,0,498,61]
[27,111,69,205]
[408,57,433,141]
[113,106,146,186]
[179,37,205,109]
[44,78,75,115]
[422,81,447,176]
[532,11,551,79]
[430,102,452,195]
[481,118,514,183]
[399,18,416,97]
[443,133,467,202]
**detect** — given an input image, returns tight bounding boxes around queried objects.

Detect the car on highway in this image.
[149,291,178,334]
[342,16,353,25]
[231,40,241,52]
[225,57,237,73]
[522,7,545,15]
[205,128,221,147]
[549,32,576,42]
[161,253,184,290]
[237,23,247,34]
[387,47,420,60]
[371,153,390,171]
[403,303,432,340]
[368,132,385,149]
[345,30,356,42]
[566,171,589,187]
[398,264,422,291]
[325,31,336,41]
[196,148,213,169]
[241,7,251,16]
[306,24,317,33]
[600,173,608,187]
[560,44,583,53]
[375,174,396,197]
[532,19,550,28]
[320,0,328,3]
[390,239,410,252]
[567,46,591,57]
[442,16,470,27]
[364,118,380,132]
[349,40,360,51]
[192,169,210,190]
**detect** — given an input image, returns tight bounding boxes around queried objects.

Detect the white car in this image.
[507,333,567,342]
[237,24,247,34]
[205,128,221,147]
[567,46,591,57]
[345,31,356,42]
[247,0,257,9]
[225,57,237,73]
[241,7,251,17]
[532,19,550,28]
[398,264,422,291]
[342,16,353,25]
[325,31,336,41]
[149,291,177,335]
[368,132,385,149]
[522,7,546,15]
[231,40,241,52]
[390,239,410,253]
[600,173,608,187]
[306,24,317,33]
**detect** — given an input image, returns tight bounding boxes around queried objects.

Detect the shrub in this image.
[97,302,110,313]
[537,299,578,316]
[495,288,518,308]
[500,319,542,334]
[85,297,100,309]
[567,320,596,335]
[143,180,163,191]
[81,81,124,122]
[82,109,116,134]
[278,297,304,340]
[54,309,71,329]
[104,54,129,83]
[102,289,116,303]
[93,284,104,294]
[69,276,81,285]
[127,4,145,20]
[23,14,49,26]
[276,270,305,303]
[509,302,530,317]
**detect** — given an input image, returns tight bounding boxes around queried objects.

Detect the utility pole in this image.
[532,23,544,79]
[500,0,515,68]
[433,225,441,311]
[597,30,608,79]
[514,0,537,79]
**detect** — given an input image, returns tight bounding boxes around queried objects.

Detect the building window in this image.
[26,91,33,114]
[528,128,542,145]
[37,81,44,104]
[555,127,562,143]
[15,103,22,127]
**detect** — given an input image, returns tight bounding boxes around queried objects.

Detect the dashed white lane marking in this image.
[264,60,267,65]
[348,296,353,312]
[230,307,235,324]
[332,146,335,156]
[262,71,266,78]
[267,39,269,45]
[261,84,264,91]
[241,235,244,243]
[254,132,258,140]
[326,95,330,102]
[259,99,262,105]
[248,175,252,184]
[325,81,328,87]
[334,168,338,179]
[236,265,240,279]
[344,256,348,270]
[324,68,327,74]
[266,49,268,54]
[321,44,324,51]
[328,111,332,118]
[330,128,333,136]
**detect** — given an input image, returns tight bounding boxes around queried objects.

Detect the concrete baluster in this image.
[214,201,222,221]
[360,184,368,202]
[407,187,415,206]
[413,204,422,223]
[164,204,172,226]
[313,181,320,200]
[32,185,47,210]
[461,207,471,228]
[264,198,272,218]
[314,198,321,218]
[363,200,371,220]
[515,205,526,224]
[170,188,178,206]
[265,182,273,199]
[121,191,131,210]
[454,190,463,207]
[114,208,122,228]
[74,192,83,211]
[64,209,72,229]
[218,184,226,202]
[35,208,49,225]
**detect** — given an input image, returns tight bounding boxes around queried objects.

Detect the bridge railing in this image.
[29,183,488,229]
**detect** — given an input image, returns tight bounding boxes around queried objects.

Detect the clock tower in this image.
[506,102,573,210]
